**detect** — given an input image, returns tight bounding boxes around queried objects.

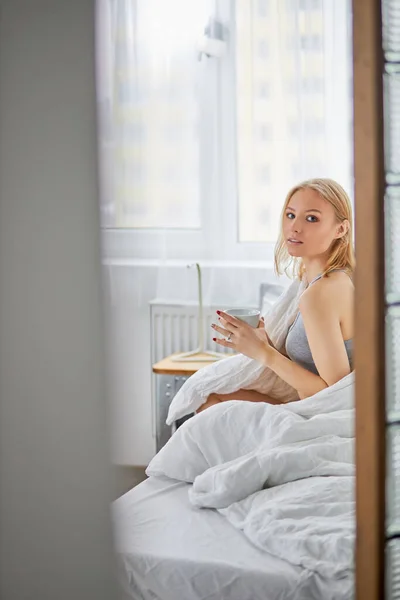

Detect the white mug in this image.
[223,308,261,328]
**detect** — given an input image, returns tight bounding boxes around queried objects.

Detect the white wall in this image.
[104,261,284,466]
[0,1,117,598]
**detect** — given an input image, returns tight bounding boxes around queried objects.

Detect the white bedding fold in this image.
[185,373,356,580]
[219,475,355,579]
[189,435,354,508]
[150,349,356,582]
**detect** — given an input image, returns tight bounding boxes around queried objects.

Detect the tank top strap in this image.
[307,268,348,288]
[308,273,324,287]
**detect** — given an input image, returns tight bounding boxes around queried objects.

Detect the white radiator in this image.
[149,301,235,363]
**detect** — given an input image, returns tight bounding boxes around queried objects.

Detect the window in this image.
[286,0,322,9]
[257,40,269,58]
[258,0,269,17]
[289,118,325,137]
[257,82,271,98]
[234,0,353,245]
[255,123,273,141]
[257,165,271,184]
[97,0,212,231]
[98,0,353,259]
[300,34,323,51]
[287,34,324,53]
[292,160,325,181]
[299,0,322,9]
[286,76,325,94]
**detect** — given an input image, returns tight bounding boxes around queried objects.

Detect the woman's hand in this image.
[257,317,276,349]
[212,310,272,363]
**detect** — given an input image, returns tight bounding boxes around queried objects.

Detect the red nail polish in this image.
[213,337,216,341]
[216,310,221,315]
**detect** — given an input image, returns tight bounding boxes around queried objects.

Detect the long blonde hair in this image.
[274,178,355,280]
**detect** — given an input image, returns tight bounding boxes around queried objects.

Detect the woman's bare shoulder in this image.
[300,271,354,310]
[326,270,354,287]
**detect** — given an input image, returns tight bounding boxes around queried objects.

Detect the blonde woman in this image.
[199,178,355,413]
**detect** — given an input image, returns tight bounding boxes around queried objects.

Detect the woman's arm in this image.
[213,284,352,399]
[296,283,352,384]
[265,348,328,399]
[262,284,352,397]
[213,315,325,398]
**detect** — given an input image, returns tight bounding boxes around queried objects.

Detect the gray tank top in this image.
[285,270,353,376]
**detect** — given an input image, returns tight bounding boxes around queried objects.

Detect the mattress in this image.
[112,476,347,600]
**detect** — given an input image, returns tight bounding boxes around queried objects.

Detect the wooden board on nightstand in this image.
[152,353,220,376]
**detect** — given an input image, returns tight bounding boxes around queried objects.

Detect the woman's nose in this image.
[291,220,301,234]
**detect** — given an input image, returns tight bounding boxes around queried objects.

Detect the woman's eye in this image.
[306,215,319,223]
[286,212,295,219]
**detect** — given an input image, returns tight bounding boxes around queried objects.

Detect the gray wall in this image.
[0,1,117,599]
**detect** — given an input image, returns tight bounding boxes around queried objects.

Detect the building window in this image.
[258,0,269,18]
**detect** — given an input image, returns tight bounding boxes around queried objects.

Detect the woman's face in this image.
[282,188,342,259]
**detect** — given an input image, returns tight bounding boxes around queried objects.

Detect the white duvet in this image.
[147,372,355,587]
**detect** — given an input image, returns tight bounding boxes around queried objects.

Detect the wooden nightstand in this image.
[152,353,219,452]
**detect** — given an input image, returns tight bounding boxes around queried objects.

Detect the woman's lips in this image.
[287,238,303,245]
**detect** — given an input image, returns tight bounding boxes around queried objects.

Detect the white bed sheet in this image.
[112,476,351,600]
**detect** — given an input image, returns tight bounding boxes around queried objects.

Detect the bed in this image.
[112,475,351,600]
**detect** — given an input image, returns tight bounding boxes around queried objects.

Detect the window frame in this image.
[101,0,353,264]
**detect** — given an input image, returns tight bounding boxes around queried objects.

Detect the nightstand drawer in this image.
[152,353,219,454]
[155,375,189,452]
